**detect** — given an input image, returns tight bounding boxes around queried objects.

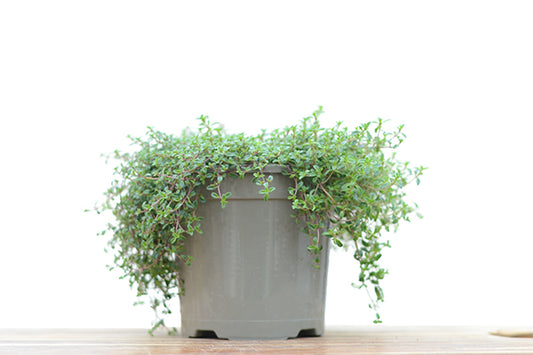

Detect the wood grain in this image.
[1,327,533,354]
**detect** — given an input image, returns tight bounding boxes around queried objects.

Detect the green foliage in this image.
[96,107,425,332]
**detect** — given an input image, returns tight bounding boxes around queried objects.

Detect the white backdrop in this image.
[1,1,532,329]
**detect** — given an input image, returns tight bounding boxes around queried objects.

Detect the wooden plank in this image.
[1,327,533,354]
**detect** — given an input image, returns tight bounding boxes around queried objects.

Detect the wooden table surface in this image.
[1,327,533,354]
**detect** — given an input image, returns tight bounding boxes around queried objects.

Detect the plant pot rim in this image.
[261,164,285,174]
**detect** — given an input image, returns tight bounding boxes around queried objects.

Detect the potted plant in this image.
[96,107,425,339]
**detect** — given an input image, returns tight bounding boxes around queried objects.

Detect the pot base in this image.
[183,319,323,340]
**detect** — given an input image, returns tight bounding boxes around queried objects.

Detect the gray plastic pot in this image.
[179,165,330,340]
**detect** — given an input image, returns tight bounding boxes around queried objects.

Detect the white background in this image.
[1,1,532,329]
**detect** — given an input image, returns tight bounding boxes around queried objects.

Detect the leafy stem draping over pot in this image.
[96,107,425,333]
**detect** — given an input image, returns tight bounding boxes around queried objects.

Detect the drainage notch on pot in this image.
[191,330,226,340]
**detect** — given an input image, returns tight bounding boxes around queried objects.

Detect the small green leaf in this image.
[373,313,382,324]
[375,286,384,301]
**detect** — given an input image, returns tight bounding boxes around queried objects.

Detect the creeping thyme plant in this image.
[97,107,425,333]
